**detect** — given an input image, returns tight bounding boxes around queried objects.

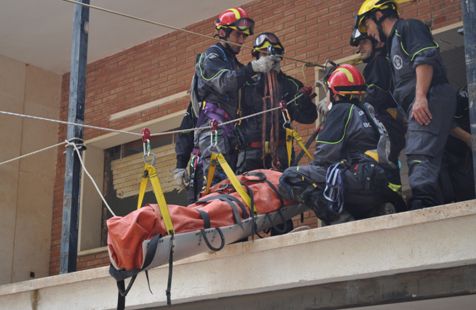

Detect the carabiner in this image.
[209,120,219,151]
[141,128,156,165]
[280,101,292,129]
[141,128,151,157]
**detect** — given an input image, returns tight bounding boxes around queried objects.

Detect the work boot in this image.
[322,210,354,226]
[409,199,434,210]
[370,202,396,217]
[270,219,294,236]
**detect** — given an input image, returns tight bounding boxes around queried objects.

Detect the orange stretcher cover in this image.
[107,169,289,271]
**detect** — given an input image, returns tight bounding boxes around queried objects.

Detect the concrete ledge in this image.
[153,265,476,310]
[1,200,475,310]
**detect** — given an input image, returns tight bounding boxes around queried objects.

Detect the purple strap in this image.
[196,102,234,136]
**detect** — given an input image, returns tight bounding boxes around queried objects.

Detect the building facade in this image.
[53,0,463,274]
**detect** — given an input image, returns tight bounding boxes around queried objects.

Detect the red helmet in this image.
[326,64,366,96]
[215,7,254,36]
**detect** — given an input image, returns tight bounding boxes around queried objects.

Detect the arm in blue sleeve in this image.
[196,46,254,96]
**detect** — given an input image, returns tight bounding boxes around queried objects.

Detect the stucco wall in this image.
[0,54,61,284]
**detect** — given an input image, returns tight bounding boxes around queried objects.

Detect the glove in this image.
[172,168,189,191]
[316,96,330,124]
[251,55,277,73]
[299,86,313,97]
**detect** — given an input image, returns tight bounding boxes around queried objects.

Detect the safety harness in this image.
[280,101,313,166]
[111,128,176,310]
[323,161,345,215]
[203,121,252,208]
[201,121,296,238]
[188,148,201,201]
[320,101,398,216]
[261,70,313,168]
[262,70,281,169]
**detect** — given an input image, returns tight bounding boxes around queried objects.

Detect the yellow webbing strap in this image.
[204,153,218,195]
[204,152,252,209]
[215,153,251,208]
[137,176,148,210]
[285,128,313,165]
[285,128,293,167]
[364,149,379,163]
[136,163,174,235]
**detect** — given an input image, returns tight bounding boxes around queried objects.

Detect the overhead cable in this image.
[61,0,324,68]
[0,141,66,167]
[0,110,142,137]
[0,91,306,138]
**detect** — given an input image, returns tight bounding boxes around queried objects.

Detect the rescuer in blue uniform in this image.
[350,28,406,196]
[354,0,456,209]
[192,7,278,184]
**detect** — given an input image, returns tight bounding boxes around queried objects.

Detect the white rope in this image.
[66,140,116,217]
[0,137,116,215]
[0,110,141,137]
[0,91,306,138]
[150,93,305,136]
[0,141,66,167]
[0,94,301,138]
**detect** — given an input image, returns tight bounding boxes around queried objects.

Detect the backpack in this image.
[190,45,230,118]
[190,54,202,118]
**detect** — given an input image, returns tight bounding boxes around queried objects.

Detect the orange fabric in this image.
[107,169,289,271]
[107,205,162,271]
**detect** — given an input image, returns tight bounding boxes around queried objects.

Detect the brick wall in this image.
[50,0,463,274]
[111,144,178,198]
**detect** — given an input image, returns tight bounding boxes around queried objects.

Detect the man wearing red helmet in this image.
[279,64,405,225]
[192,7,278,183]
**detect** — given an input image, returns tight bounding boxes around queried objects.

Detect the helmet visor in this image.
[230,18,255,35]
[254,32,280,46]
[350,25,365,46]
[253,33,284,55]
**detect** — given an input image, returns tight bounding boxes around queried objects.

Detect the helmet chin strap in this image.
[218,29,240,55]
[372,13,388,45]
[225,42,240,55]
[362,38,378,64]
[329,91,341,104]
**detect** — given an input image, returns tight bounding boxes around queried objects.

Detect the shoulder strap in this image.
[355,102,395,168]
[354,101,381,137]
[208,44,229,63]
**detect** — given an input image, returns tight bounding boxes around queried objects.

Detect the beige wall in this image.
[0,54,61,284]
